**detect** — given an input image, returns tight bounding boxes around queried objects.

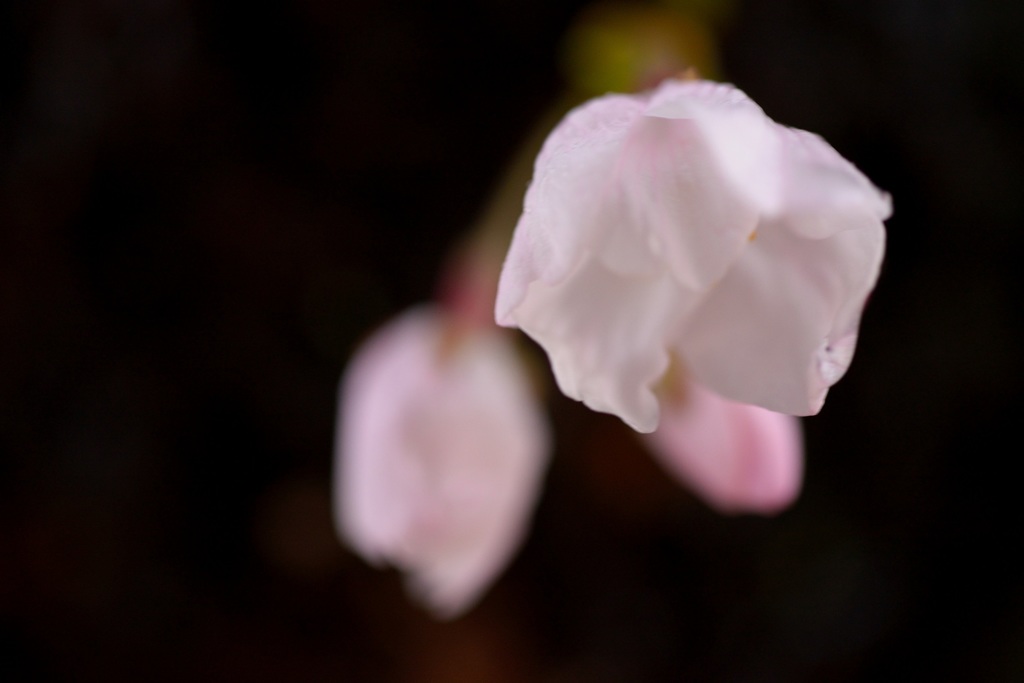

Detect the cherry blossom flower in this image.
[335,306,549,618]
[496,78,891,433]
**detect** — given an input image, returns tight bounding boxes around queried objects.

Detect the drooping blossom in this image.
[335,306,549,618]
[496,78,891,433]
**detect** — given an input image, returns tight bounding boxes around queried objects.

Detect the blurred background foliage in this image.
[2,0,1023,680]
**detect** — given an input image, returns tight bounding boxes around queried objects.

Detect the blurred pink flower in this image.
[645,378,803,515]
[496,78,891,433]
[335,306,549,618]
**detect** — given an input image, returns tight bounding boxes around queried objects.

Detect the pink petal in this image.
[776,128,893,238]
[335,307,549,617]
[607,112,761,290]
[512,257,684,433]
[645,381,803,514]
[678,211,885,415]
[496,94,645,325]
[645,79,785,214]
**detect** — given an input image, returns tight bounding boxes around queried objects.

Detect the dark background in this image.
[2,0,1022,680]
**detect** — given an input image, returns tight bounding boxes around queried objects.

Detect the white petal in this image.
[513,257,687,433]
[335,307,549,617]
[607,114,761,290]
[776,127,892,238]
[645,381,803,514]
[678,213,885,415]
[645,79,785,214]
[496,94,645,325]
